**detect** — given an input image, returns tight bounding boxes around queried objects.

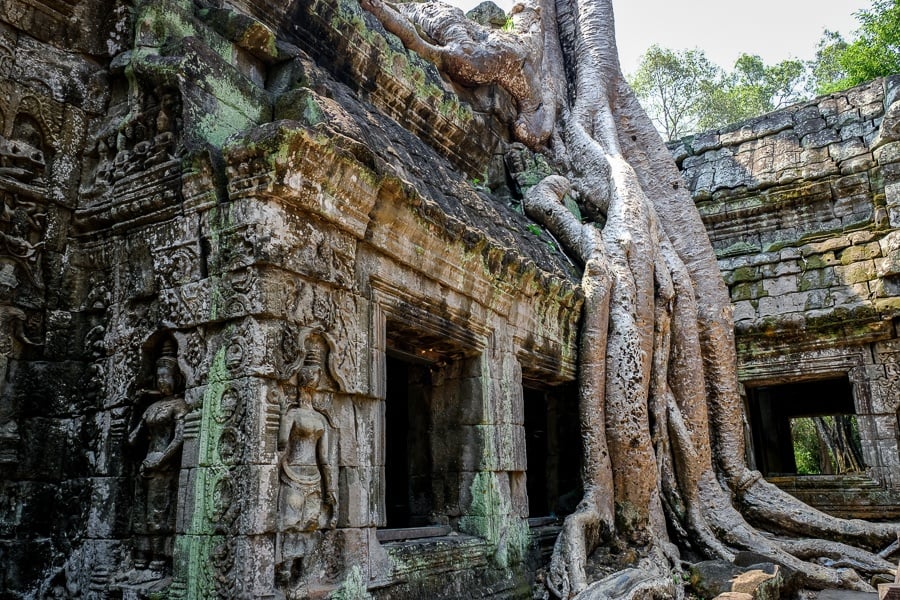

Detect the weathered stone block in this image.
[726,265,761,285]
[840,242,883,264]
[720,126,757,147]
[831,138,870,164]
[754,111,794,137]
[237,465,279,535]
[87,477,131,538]
[798,267,835,291]
[733,301,756,322]
[835,260,878,285]
[757,294,803,317]
[692,131,721,154]
[801,127,840,149]
[432,469,462,517]
[437,425,491,471]
[338,466,377,528]
[841,155,876,175]
[795,117,826,139]
[493,423,526,472]
[762,275,798,297]
[841,120,876,140]
[731,281,767,302]
[508,471,528,518]
[689,560,782,600]
[802,289,831,310]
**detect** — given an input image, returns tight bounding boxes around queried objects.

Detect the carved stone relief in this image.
[122,336,188,585]
[273,325,348,597]
[277,329,339,533]
[0,95,51,466]
[77,85,183,230]
[284,282,362,394]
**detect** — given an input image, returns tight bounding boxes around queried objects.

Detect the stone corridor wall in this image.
[674,78,900,513]
[0,0,582,597]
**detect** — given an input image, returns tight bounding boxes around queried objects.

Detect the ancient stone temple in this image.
[0,0,897,598]
[673,83,900,520]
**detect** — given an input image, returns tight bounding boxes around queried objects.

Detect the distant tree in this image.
[629,45,719,140]
[630,48,807,140]
[699,54,806,130]
[812,0,900,94]
[809,30,852,94]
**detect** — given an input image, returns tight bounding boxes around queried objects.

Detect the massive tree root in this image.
[360,0,900,597]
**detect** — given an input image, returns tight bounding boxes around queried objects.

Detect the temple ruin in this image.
[0,0,897,598]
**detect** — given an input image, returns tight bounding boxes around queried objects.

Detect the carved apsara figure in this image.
[277,335,337,532]
[127,339,188,573]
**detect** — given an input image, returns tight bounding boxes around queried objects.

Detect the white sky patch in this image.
[443,0,872,76]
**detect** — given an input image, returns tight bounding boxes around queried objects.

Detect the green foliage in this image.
[526,223,542,236]
[809,30,852,94]
[630,47,806,140]
[812,0,900,94]
[698,54,806,131]
[791,417,823,475]
[630,45,720,140]
[632,0,900,137]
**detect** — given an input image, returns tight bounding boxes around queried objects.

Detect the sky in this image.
[446,0,872,76]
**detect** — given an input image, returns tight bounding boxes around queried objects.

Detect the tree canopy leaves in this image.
[813,0,900,94]
[631,0,900,140]
[629,45,719,140]
[629,48,806,141]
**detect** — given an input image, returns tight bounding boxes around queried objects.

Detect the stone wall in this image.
[0,0,582,597]
[673,78,900,514]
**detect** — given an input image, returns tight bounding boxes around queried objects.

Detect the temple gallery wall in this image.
[0,0,897,598]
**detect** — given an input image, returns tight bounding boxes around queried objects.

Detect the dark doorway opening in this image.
[385,353,433,528]
[523,384,581,519]
[745,376,864,476]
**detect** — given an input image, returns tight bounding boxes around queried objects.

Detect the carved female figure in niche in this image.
[127,339,188,574]
[277,335,337,532]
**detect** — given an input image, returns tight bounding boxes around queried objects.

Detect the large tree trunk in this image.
[360,0,899,597]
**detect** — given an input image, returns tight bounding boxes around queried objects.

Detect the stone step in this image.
[816,590,877,600]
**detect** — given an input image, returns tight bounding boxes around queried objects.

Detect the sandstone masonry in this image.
[673,78,900,517]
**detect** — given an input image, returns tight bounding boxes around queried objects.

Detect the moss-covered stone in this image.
[839,242,882,264]
[836,260,877,285]
[798,268,835,291]
[731,281,768,302]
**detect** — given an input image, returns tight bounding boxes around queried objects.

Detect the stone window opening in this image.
[377,319,484,542]
[523,383,581,523]
[745,376,866,477]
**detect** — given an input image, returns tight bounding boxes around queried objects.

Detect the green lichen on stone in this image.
[459,471,530,569]
[838,260,877,284]
[730,266,760,284]
[137,0,196,45]
[874,297,900,313]
[180,346,231,598]
[329,565,372,600]
[802,254,829,269]
[798,268,833,291]
[716,241,761,258]
[299,90,327,127]
[193,75,266,147]
[730,281,768,302]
